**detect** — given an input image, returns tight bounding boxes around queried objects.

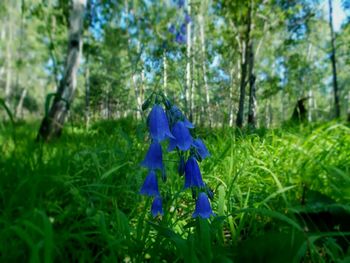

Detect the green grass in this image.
[1,119,349,262]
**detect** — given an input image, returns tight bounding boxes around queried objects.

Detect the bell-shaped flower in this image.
[140,170,159,196]
[185,13,192,24]
[168,105,194,128]
[168,121,193,151]
[176,0,185,8]
[180,23,186,35]
[192,192,215,219]
[175,32,186,44]
[183,118,194,129]
[148,104,174,142]
[184,157,204,189]
[141,141,163,170]
[192,138,210,160]
[151,196,164,217]
[168,24,176,35]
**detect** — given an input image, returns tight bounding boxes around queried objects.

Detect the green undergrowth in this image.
[0,119,349,262]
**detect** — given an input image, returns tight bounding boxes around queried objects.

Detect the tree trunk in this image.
[236,0,252,128]
[280,89,285,123]
[185,0,192,114]
[0,27,5,79]
[15,88,27,119]
[163,51,167,96]
[37,0,86,141]
[229,66,235,127]
[328,0,340,118]
[5,18,12,107]
[247,41,257,128]
[190,30,196,122]
[199,14,211,126]
[132,73,142,119]
[308,89,313,122]
[85,55,90,128]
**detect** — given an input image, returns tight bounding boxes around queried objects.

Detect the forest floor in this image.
[0,119,350,262]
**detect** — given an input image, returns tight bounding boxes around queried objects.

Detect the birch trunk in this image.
[37,0,86,141]
[229,63,238,127]
[328,0,340,118]
[5,19,12,107]
[236,0,252,128]
[85,56,90,128]
[190,31,196,122]
[0,28,5,79]
[185,0,192,113]
[163,51,167,96]
[15,89,27,119]
[198,14,211,126]
[247,41,257,128]
[308,89,313,122]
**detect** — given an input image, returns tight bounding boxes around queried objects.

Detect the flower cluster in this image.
[168,0,191,44]
[139,93,214,219]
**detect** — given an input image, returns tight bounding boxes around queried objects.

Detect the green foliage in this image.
[0,120,349,262]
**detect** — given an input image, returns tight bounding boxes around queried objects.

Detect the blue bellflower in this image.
[151,196,164,217]
[185,13,191,24]
[192,192,215,219]
[168,24,176,35]
[168,121,193,151]
[149,104,174,142]
[183,118,194,129]
[180,23,186,35]
[167,105,194,128]
[175,32,186,44]
[193,138,210,160]
[176,0,185,8]
[140,170,159,196]
[141,141,163,170]
[184,157,205,189]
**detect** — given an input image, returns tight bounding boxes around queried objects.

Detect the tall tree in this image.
[4,2,13,107]
[247,41,257,128]
[199,0,212,126]
[186,0,192,118]
[37,0,86,141]
[328,0,340,118]
[236,0,253,128]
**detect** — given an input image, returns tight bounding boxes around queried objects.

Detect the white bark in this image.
[308,89,313,122]
[190,22,196,122]
[0,26,6,82]
[15,88,27,119]
[199,14,211,126]
[5,20,12,106]
[185,0,191,112]
[38,0,86,140]
[163,51,167,96]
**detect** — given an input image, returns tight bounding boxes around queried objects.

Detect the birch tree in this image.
[37,0,86,141]
[328,0,340,118]
[185,0,192,116]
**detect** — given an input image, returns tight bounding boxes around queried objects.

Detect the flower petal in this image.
[149,104,174,142]
[151,196,164,217]
[168,121,193,151]
[140,170,159,196]
[141,141,163,170]
[192,192,214,219]
[184,157,204,189]
[192,138,210,159]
